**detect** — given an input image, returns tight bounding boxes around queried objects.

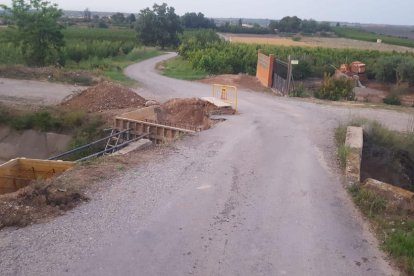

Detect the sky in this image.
[1,0,413,25]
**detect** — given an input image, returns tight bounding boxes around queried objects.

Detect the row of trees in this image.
[268,16,331,34]
[177,29,414,87]
[1,0,64,66]
[82,9,136,25]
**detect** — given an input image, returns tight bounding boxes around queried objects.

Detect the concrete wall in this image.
[345,126,363,185]
[0,127,71,164]
[256,51,274,88]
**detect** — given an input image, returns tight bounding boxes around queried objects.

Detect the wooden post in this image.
[286,55,293,95]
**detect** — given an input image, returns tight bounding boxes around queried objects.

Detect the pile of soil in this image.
[0,182,87,229]
[61,82,146,113]
[156,98,223,130]
[197,74,270,92]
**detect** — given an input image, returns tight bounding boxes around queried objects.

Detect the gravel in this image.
[1,53,412,275]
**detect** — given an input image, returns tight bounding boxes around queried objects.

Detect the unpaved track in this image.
[0,78,82,106]
[1,53,413,276]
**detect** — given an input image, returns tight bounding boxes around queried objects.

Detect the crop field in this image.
[333,27,414,48]
[361,25,414,40]
[222,33,414,53]
[0,27,138,66]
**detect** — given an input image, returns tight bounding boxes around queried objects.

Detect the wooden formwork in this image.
[114,117,195,144]
[0,158,74,195]
[115,107,196,144]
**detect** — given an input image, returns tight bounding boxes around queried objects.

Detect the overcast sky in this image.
[1,0,413,25]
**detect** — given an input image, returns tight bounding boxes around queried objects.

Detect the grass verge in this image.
[336,118,414,274]
[67,47,163,86]
[160,56,208,80]
[348,184,414,274]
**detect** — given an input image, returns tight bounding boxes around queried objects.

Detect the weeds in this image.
[348,184,386,217]
[334,117,368,146]
[315,73,355,101]
[338,119,414,274]
[348,183,414,274]
[383,92,401,106]
[337,145,350,168]
[0,105,106,159]
[289,83,308,97]
[161,56,208,80]
[367,121,414,156]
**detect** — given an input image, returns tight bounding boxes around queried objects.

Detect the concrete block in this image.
[113,139,152,156]
[363,178,414,212]
[345,126,363,153]
[345,126,363,185]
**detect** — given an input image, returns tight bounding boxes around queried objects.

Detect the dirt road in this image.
[0,78,82,106]
[1,53,413,275]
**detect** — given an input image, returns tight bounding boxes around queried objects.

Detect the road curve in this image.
[1,53,410,276]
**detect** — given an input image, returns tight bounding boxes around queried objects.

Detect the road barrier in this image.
[212,84,238,111]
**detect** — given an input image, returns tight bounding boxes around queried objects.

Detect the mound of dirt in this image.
[197,74,270,92]
[61,82,146,112]
[156,98,219,130]
[0,182,87,229]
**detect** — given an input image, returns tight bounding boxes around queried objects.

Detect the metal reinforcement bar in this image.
[48,129,132,160]
[75,133,149,162]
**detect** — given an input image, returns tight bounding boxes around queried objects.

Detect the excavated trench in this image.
[360,134,414,192]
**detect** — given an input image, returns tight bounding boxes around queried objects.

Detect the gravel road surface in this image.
[0,78,82,106]
[1,53,412,276]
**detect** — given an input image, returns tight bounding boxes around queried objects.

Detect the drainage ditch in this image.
[360,133,414,192]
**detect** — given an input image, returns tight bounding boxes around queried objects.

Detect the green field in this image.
[333,27,414,48]
[161,56,208,80]
[0,26,162,85]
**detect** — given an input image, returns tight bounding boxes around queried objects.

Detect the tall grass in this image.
[161,56,208,80]
[338,118,414,274]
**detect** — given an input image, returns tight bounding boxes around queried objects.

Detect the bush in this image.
[292,60,311,80]
[315,73,355,101]
[383,92,401,105]
[289,83,308,97]
[10,111,62,131]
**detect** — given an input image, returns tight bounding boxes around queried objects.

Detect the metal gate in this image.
[272,58,293,95]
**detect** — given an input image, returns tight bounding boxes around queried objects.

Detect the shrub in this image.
[292,60,311,80]
[315,73,355,101]
[289,83,308,97]
[383,92,401,105]
[10,111,62,131]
